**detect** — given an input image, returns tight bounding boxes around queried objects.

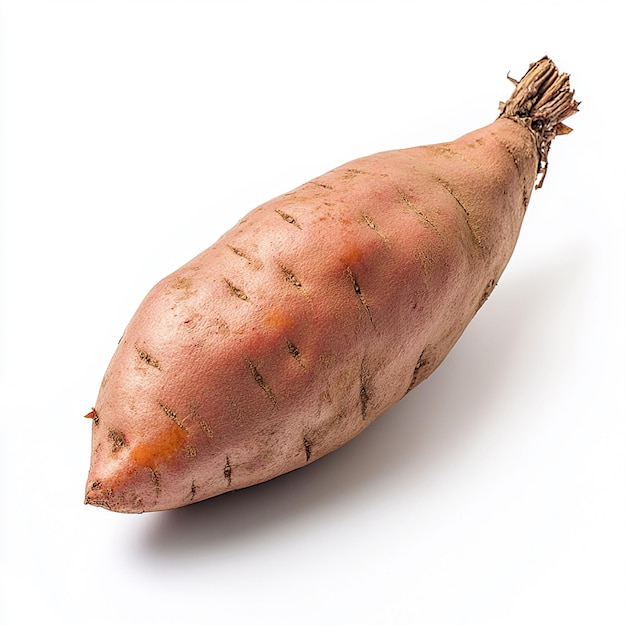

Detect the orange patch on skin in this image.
[130,424,188,468]
[340,243,363,267]
[263,310,294,333]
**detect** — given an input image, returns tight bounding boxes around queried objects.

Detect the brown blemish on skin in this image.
[170,276,197,301]
[309,180,334,190]
[286,338,305,369]
[135,347,161,370]
[150,469,161,497]
[189,480,197,501]
[199,420,213,439]
[224,278,249,301]
[359,385,369,419]
[362,213,391,248]
[279,265,311,301]
[85,487,117,510]
[224,456,232,487]
[359,362,371,419]
[227,245,262,269]
[173,276,193,290]
[108,428,126,453]
[227,245,250,261]
[280,265,302,289]
[275,209,302,229]
[342,168,372,179]
[346,266,375,328]
[246,359,277,406]
[303,437,312,462]
[159,403,187,431]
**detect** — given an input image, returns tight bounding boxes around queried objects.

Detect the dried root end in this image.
[499,56,579,188]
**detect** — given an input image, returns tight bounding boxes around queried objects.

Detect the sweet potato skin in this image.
[85,117,539,513]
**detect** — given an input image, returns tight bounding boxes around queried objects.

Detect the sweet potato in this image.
[85,56,578,513]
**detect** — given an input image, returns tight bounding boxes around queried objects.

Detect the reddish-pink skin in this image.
[85,117,538,513]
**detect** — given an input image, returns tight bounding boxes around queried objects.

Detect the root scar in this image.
[362,213,391,248]
[359,361,371,419]
[135,347,161,370]
[159,403,187,431]
[275,209,302,229]
[224,456,232,487]
[346,266,375,328]
[224,278,249,301]
[303,437,312,462]
[279,265,309,299]
[246,359,277,405]
[436,178,484,249]
[397,188,440,234]
[286,338,305,369]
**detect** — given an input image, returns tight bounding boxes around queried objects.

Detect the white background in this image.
[1,1,624,625]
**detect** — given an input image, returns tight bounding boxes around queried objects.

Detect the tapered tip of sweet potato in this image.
[85,480,145,514]
[84,398,194,513]
[84,483,145,514]
[84,460,155,513]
